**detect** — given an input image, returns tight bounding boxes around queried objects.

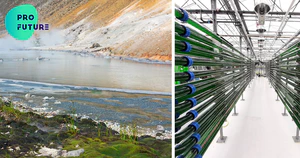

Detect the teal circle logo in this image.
[5,4,38,40]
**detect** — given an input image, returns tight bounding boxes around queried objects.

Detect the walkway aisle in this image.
[205,77,300,158]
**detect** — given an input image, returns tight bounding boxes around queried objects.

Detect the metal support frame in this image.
[232,106,238,116]
[220,34,300,39]
[219,0,255,59]
[268,0,296,53]
[292,128,300,142]
[274,29,300,54]
[228,0,256,59]
[246,45,249,58]
[241,93,245,101]
[241,35,247,98]
[282,64,289,116]
[217,126,227,143]
[213,0,228,142]
[239,35,242,54]
[282,107,288,116]
[211,0,217,33]
[186,9,300,16]
[233,0,251,45]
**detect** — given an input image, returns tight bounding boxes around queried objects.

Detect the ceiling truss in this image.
[178,0,300,60]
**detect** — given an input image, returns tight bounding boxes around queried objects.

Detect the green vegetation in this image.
[62,137,171,158]
[0,98,171,157]
[119,122,138,143]
[1,100,22,121]
[64,102,79,135]
[91,90,103,94]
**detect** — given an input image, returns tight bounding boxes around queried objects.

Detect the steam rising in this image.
[0,29,65,50]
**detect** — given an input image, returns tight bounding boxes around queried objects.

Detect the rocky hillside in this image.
[0,0,171,61]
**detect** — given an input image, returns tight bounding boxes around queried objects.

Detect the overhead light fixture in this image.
[258,38,265,42]
[256,25,266,33]
[254,3,271,25]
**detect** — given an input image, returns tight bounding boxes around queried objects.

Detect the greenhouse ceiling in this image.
[175,0,300,61]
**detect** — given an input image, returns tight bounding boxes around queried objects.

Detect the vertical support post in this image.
[292,128,300,142]
[248,48,251,88]
[217,126,227,143]
[240,36,242,53]
[211,0,217,33]
[282,107,288,116]
[239,35,245,102]
[213,0,226,143]
[282,58,289,116]
[247,47,249,58]
[294,48,300,142]
[232,106,238,116]
[270,61,273,88]
[232,36,242,116]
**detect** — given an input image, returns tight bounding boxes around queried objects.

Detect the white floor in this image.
[205,77,300,158]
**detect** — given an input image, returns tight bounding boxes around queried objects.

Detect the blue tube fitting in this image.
[177,155,185,158]
[188,122,200,131]
[179,8,189,22]
[187,110,198,119]
[175,113,180,119]
[190,133,201,143]
[192,144,202,154]
[182,41,192,52]
[195,154,203,158]
[187,98,197,107]
[184,56,193,67]
[180,25,191,37]
[187,84,196,94]
[186,71,195,81]
[175,99,179,105]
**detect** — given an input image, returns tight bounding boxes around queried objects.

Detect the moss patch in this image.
[0,99,171,157]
